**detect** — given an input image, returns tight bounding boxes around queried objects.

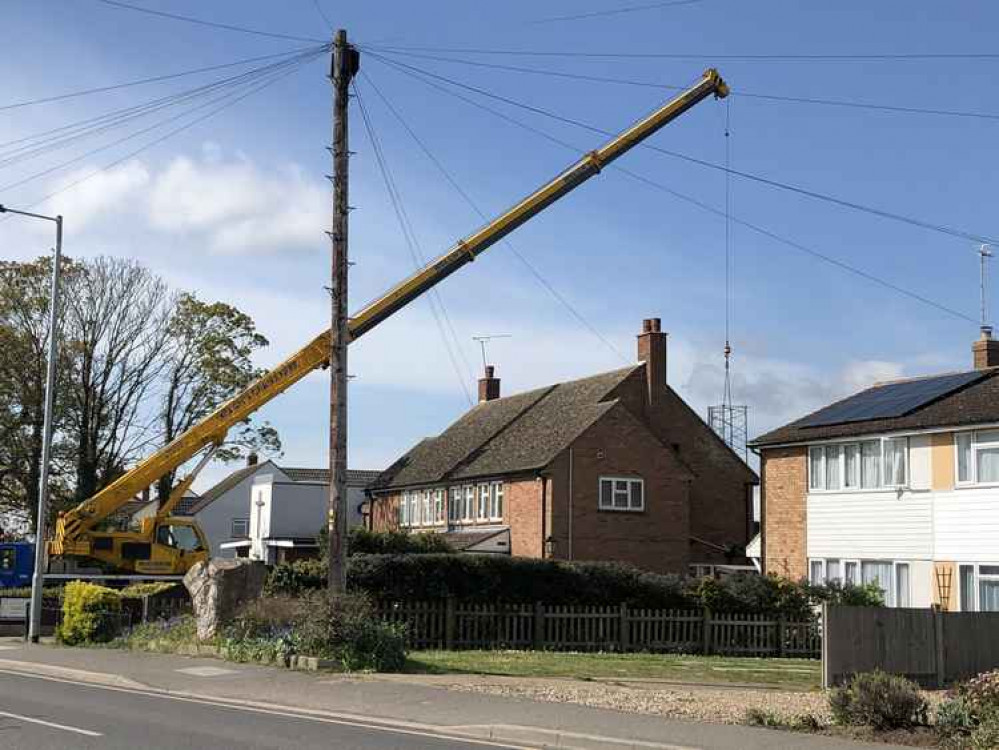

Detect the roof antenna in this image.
[980,244,993,336]
[472,334,512,371]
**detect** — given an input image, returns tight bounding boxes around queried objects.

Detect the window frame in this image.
[448,486,460,524]
[955,430,999,487]
[489,481,503,521]
[598,476,645,512]
[957,563,999,612]
[477,483,490,521]
[462,484,475,522]
[433,488,444,525]
[810,557,910,608]
[808,437,909,493]
[230,517,250,538]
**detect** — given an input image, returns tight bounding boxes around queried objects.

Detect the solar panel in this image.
[797,370,985,428]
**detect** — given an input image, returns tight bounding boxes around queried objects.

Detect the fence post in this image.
[444,597,456,650]
[702,607,712,656]
[934,608,946,689]
[141,595,150,625]
[533,601,544,650]
[23,601,30,642]
[619,602,630,652]
[777,615,786,658]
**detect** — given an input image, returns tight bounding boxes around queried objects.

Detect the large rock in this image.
[183,558,267,641]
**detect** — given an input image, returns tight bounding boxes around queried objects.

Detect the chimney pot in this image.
[974,326,999,369]
[478,366,501,402]
[637,317,668,408]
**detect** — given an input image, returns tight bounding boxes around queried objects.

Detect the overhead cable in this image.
[0,47,324,112]
[359,70,628,364]
[94,0,326,43]
[352,83,476,405]
[367,53,978,325]
[530,0,703,25]
[366,52,999,247]
[362,48,999,123]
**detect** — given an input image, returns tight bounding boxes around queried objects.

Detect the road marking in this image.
[175,666,238,677]
[0,645,20,651]
[0,668,532,748]
[0,709,102,737]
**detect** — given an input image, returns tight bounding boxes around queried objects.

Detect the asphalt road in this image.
[0,670,523,750]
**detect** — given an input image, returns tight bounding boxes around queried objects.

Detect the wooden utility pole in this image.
[328,29,358,594]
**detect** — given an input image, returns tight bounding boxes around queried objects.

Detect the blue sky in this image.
[2,1,996,489]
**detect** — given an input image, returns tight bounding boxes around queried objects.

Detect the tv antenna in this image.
[980,244,993,334]
[472,334,512,369]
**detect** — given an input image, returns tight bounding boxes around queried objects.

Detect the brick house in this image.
[367,318,758,574]
[750,329,999,610]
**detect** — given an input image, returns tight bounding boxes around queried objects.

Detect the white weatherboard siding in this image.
[934,487,999,562]
[807,491,933,560]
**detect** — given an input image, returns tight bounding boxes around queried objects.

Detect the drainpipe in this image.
[568,448,574,561]
[540,475,548,558]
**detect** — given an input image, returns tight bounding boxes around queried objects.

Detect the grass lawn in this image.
[406,650,821,690]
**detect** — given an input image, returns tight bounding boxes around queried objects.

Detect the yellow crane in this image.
[48,68,729,575]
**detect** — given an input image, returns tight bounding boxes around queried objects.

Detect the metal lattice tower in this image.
[708,100,749,462]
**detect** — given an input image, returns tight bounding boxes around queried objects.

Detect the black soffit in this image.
[797,370,986,428]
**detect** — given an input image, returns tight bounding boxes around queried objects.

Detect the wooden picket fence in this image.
[375,600,821,658]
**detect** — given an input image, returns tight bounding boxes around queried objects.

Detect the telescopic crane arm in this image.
[51,68,728,556]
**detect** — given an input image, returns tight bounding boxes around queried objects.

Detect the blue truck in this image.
[0,542,33,588]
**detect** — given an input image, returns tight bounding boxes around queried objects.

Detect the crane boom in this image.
[51,68,728,559]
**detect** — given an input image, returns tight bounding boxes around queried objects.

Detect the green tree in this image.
[156,293,280,502]
[0,257,74,526]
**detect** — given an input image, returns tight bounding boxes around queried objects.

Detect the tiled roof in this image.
[751,368,999,447]
[282,468,383,487]
[372,366,640,491]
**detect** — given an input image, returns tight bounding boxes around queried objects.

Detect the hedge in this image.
[265,554,883,619]
[57,581,124,645]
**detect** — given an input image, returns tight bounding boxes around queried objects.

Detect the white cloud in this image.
[50,160,150,230]
[146,153,325,255]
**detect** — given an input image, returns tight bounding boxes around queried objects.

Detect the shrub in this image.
[957,669,999,715]
[293,592,407,672]
[125,615,197,652]
[937,695,978,738]
[347,528,453,555]
[57,581,125,645]
[744,707,785,727]
[264,558,325,596]
[829,670,928,730]
[119,582,179,599]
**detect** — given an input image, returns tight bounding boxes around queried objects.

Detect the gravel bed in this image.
[444,680,832,725]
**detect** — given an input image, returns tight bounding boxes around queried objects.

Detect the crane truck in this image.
[47,68,729,576]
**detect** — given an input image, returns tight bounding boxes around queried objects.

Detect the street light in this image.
[0,204,63,643]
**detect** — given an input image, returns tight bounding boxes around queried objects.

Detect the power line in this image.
[352,83,476,405]
[94,0,326,43]
[361,47,999,123]
[530,0,703,25]
[365,52,999,247]
[311,0,335,33]
[0,49,326,194]
[358,70,628,364]
[0,48,327,173]
[0,47,323,112]
[2,49,321,215]
[365,43,999,62]
[367,52,978,325]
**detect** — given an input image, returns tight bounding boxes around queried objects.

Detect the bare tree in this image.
[62,257,171,502]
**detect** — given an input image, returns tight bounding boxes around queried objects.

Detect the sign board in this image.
[0,598,29,621]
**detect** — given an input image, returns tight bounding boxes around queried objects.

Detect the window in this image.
[422,490,431,527]
[958,564,999,612]
[895,563,910,608]
[598,477,644,512]
[399,492,409,526]
[463,485,475,521]
[809,560,824,584]
[956,430,999,485]
[809,438,907,491]
[826,559,842,583]
[448,487,460,523]
[434,489,444,525]
[155,524,202,552]
[490,482,503,520]
[231,518,250,538]
[862,561,896,606]
[844,561,858,586]
[478,483,490,520]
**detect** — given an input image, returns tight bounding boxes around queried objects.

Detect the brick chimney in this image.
[478,365,501,402]
[637,318,667,406]
[973,326,999,370]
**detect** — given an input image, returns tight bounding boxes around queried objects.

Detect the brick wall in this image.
[505,479,543,558]
[548,402,691,574]
[610,367,756,564]
[760,446,808,580]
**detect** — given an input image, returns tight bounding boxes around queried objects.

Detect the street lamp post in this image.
[0,204,63,643]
